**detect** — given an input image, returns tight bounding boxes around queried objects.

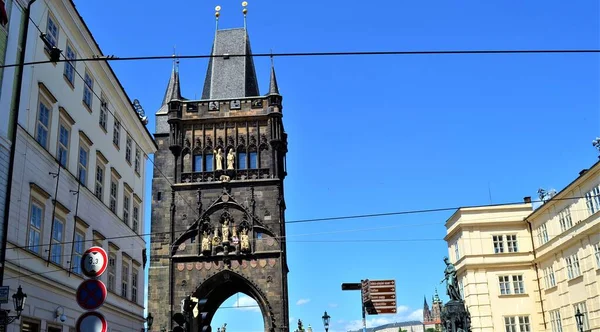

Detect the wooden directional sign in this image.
[81,246,108,278]
[76,312,108,332]
[365,279,397,315]
[374,307,397,314]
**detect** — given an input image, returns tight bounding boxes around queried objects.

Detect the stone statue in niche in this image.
[231,227,239,246]
[201,230,211,253]
[213,148,224,170]
[212,229,221,247]
[209,101,219,111]
[240,228,250,252]
[222,218,230,244]
[227,148,235,170]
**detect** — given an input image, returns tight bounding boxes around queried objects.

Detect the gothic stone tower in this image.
[148,24,289,332]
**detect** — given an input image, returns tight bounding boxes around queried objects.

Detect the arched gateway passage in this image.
[191,270,273,331]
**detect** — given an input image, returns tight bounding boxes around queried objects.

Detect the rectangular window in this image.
[238,152,247,170]
[454,242,460,261]
[205,153,214,172]
[99,98,108,131]
[123,192,130,225]
[45,14,59,48]
[108,253,116,291]
[549,309,562,332]
[22,320,40,332]
[132,203,140,234]
[194,155,202,172]
[36,99,51,149]
[134,147,141,175]
[594,243,600,269]
[493,235,504,253]
[78,144,88,185]
[132,269,138,303]
[518,316,530,332]
[95,164,104,201]
[64,42,76,85]
[504,316,517,332]
[50,218,64,265]
[506,234,518,253]
[537,223,549,245]
[113,119,120,148]
[573,302,589,331]
[125,136,132,164]
[558,207,573,232]
[585,185,600,215]
[512,275,525,294]
[110,177,118,213]
[121,262,129,298]
[57,122,70,168]
[565,254,581,279]
[72,230,85,274]
[28,200,43,254]
[499,275,511,295]
[83,71,93,109]
[544,266,556,288]
[249,151,257,169]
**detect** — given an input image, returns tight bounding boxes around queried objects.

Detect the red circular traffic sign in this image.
[81,246,108,278]
[76,279,107,311]
[76,312,108,332]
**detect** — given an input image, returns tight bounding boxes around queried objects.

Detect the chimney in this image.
[579,169,588,176]
[523,196,532,203]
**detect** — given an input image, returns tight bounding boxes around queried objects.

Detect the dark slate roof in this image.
[201,28,260,100]
[268,64,280,95]
[156,61,183,115]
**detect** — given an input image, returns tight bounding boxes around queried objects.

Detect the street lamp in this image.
[0,285,27,326]
[575,308,584,332]
[322,311,331,332]
[145,313,153,330]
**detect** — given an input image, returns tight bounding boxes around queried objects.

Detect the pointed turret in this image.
[268,62,280,96]
[157,57,183,114]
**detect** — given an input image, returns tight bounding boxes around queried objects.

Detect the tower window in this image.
[204,153,214,172]
[194,155,203,172]
[238,152,247,170]
[249,151,258,169]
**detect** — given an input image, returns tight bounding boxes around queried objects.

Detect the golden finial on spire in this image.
[242,1,248,28]
[215,5,221,30]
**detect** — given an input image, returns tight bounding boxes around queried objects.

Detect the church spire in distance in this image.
[156,49,182,114]
[268,55,280,96]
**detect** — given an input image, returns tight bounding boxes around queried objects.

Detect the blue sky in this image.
[72,0,600,331]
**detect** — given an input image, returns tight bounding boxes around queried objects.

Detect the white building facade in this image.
[0,0,156,331]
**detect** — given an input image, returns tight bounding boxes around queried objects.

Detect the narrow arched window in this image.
[204,150,214,172]
[193,153,202,172]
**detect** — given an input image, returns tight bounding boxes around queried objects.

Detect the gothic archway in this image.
[191,270,276,332]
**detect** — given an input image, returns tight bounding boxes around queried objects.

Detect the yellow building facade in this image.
[445,160,600,332]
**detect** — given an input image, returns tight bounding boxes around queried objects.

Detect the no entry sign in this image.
[81,246,108,278]
[76,312,108,332]
[76,279,107,311]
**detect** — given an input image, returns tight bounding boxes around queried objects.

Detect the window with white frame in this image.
[585,185,600,215]
[123,190,130,225]
[108,252,116,292]
[50,217,64,265]
[565,253,581,279]
[110,176,118,213]
[113,118,121,148]
[543,265,556,288]
[95,162,104,201]
[504,316,530,332]
[57,120,70,168]
[27,199,44,255]
[499,275,511,295]
[72,230,85,275]
[537,223,549,245]
[132,268,138,303]
[558,207,573,232]
[506,234,518,252]
[594,243,600,269]
[121,261,129,298]
[498,274,525,295]
[134,146,141,175]
[512,275,525,294]
[549,309,562,332]
[78,142,89,185]
[64,42,76,86]
[125,136,132,164]
[36,96,52,149]
[573,302,589,331]
[132,202,140,234]
[45,14,59,48]
[99,97,108,131]
[493,235,504,253]
[83,71,94,109]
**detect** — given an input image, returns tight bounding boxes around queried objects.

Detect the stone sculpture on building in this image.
[440,257,471,332]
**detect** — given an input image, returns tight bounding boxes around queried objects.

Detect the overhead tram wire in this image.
[1,48,599,69]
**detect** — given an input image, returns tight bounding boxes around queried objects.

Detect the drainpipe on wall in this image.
[0,0,37,286]
[526,220,547,330]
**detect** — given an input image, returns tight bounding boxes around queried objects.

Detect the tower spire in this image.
[268,54,280,96]
[156,49,183,114]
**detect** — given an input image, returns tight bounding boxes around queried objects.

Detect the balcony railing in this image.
[181,168,271,183]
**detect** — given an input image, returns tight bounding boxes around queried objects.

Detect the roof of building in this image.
[201,28,260,100]
[156,59,184,115]
[348,320,423,332]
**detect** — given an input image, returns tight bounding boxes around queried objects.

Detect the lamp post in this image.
[575,308,584,332]
[0,285,27,327]
[322,311,331,332]
[145,313,153,331]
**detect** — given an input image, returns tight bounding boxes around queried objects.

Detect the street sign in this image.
[81,246,108,278]
[341,283,361,291]
[76,312,108,332]
[364,279,397,316]
[0,286,8,304]
[370,294,396,301]
[369,286,395,293]
[372,300,397,307]
[76,279,107,311]
[374,307,397,314]
[369,280,395,287]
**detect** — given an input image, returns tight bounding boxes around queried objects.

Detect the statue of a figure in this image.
[222,219,230,244]
[441,257,461,301]
[240,228,250,252]
[212,229,221,246]
[201,230,211,252]
[231,227,239,245]
[227,148,235,170]
[214,148,224,170]
[221,323,227,332]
